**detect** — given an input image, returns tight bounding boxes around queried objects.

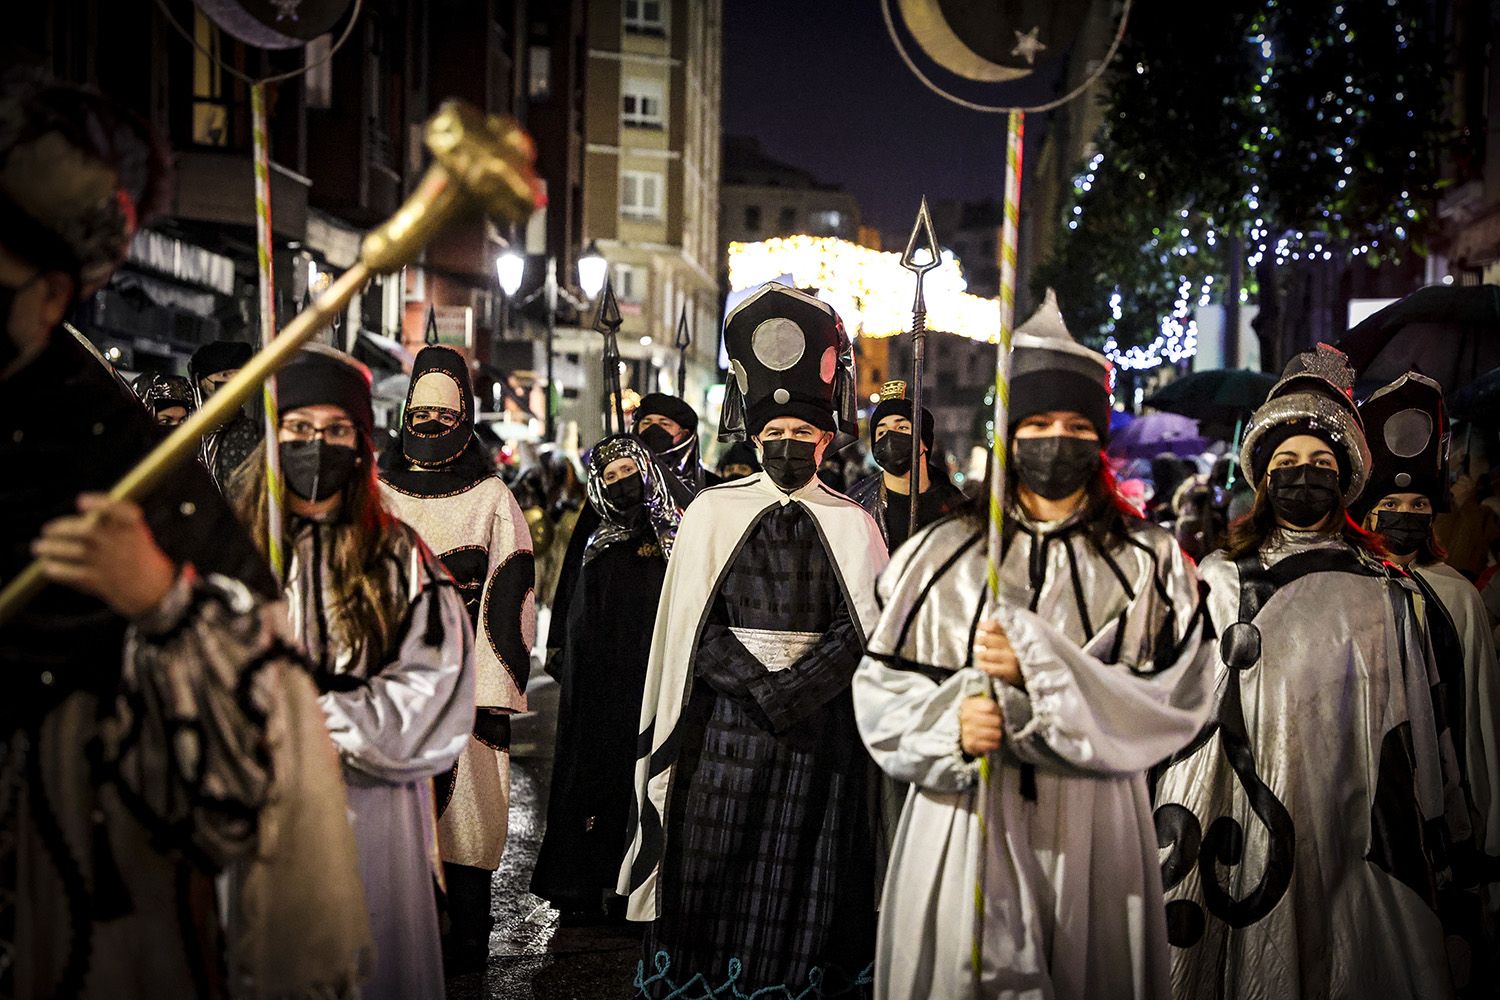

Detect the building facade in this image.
[568,0,723,447]
[720,135,862,245]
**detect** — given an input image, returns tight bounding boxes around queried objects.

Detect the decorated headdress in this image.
[1352,371,1447,518]
[1240,343,1370,504]
[401,344,476,468]
[869,379,935,451]
[583,433,683,563]
[1009,289,1112,441]
[719,282,857,441]
[130,371,194,415]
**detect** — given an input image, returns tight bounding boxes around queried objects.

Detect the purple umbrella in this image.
[1107,412,1209,460]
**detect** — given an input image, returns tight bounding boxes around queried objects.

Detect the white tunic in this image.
[853,511,1214,1000]
[380,475,536,870]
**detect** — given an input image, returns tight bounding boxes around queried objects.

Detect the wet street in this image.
[445,630,642,1000]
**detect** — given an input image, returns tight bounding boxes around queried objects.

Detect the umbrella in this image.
[1336,284,1500,398]
[1450,366,1500,423]
[1107,412,1208,461]
[1144,369,1276,442]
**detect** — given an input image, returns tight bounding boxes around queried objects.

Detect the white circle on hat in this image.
[751,318,805,371]
[731,359,749,395]
[773,388,790,404]
[1384,408,1431,458]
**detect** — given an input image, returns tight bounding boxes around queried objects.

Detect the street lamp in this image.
[578,240,608,300]
[496,249,525,297]
[497,243,607,444]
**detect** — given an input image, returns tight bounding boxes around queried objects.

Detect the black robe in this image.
[642,502,877,997]
[531,527,668,908]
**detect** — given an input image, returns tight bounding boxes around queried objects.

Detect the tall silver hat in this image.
[1239,343,1371,504]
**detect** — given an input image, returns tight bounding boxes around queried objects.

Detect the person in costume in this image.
[0,72,369,1000]
[232,344,474,1000]
[634,391,721,493]
[852,292,1215,1000]
[619,282,888,996]
[130,370,194,427]
[715,439,761,481]
[1152,344,1466,999]
[848,379,965,549]
[190,338,263,487]
[376,343,536,967]
[531,433,681,922]
[1354,372,1500,987]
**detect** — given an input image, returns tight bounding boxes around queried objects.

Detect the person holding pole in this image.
[852,293,1214,1000]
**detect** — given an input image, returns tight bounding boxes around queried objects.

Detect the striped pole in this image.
[252,84,285,578]
[974,106,1025,985]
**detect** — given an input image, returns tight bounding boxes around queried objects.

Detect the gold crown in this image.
[879,380,908,402]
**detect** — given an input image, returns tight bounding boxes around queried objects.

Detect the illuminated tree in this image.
[1036,0,1447,374]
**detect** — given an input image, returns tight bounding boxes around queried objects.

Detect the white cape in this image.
[617,471,888,920]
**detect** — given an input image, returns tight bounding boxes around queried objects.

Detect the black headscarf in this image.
[583,434,683,564]
[379,345,496,495]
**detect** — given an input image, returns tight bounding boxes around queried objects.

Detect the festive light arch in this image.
[728,236,1000,342]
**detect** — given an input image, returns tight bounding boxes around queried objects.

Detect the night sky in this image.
[722,1,1053,242]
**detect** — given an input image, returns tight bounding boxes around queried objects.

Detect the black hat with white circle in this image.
[720,282,858,440]
[1352,371,1447,518]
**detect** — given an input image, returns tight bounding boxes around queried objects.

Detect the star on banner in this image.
[1011,25,1047,65]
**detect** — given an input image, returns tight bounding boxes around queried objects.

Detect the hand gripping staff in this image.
[0,100,544,627]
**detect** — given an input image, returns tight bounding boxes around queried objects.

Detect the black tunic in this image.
[847,470,966,549]
[642,503,876,997]
[531,528,668,908]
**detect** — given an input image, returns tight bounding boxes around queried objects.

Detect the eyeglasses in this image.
[281,419,359,446]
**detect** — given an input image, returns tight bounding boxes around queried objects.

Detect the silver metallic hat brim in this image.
[1239,390,1372,504]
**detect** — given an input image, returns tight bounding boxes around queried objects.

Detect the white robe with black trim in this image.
[853,511,1214,1000]
[617,471,888,921]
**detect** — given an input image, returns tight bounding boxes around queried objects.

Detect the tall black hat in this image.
[1352,371,1447,518]
[1009,290,1112,441]
[720,282,857,440]
[401,344,475,468]
[1240,343,1370,504]
[869,379,934,451]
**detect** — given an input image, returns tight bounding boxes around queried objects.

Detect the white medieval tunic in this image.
[1152,529,1463,1000]
[619,472,888,995]
[853,509,1214,1000]
[380,473,536,870]
[285,518,474,1000]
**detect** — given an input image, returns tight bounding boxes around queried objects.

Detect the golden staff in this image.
[0,100,543,626]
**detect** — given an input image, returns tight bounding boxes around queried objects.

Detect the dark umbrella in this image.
[1450,366,1500,423]
[1336,284,1500,398]
[1144,369,1276,442]
[1107,412,1208,461]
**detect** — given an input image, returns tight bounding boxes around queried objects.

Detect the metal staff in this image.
[0,100,543,627]
[594,277,626,434]
[898,197,942,542]
[250,83,288,577]
[675,305,691,398]
[971,106,1026,984]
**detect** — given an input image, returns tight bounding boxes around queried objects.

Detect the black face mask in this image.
[873,431,914,476]
[639,424,679,456]
[1267,464,1341,529]
[1013,435,1099,501]
[1375,509,1431,556]
[281,439,361,502]
[410,419,449,438]
[604,472,644,512]
[760,438,819,492]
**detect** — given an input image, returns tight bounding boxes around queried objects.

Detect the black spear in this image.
[593,276,625,435]
[898,197,942,542]
[675,305,691,397]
